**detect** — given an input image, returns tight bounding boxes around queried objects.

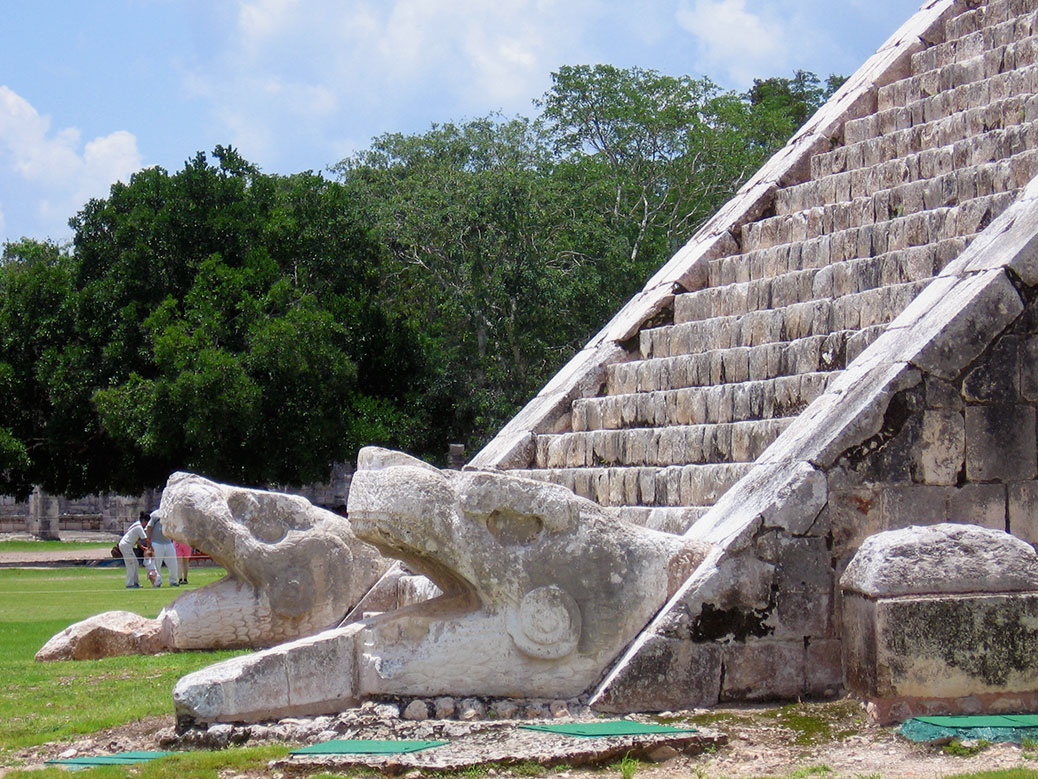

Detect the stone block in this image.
[721,640,806,701]
[1008,481,1038,547]
[912,409,964,486]
[826,482,885,559]
[844,592,1038,700]
[882,484,951,529]
[805,638,844,697]
[771,536,833,637]
[885,270,1023,382]
[1020,335,1038,401]
[945,483,1007,531]
[962,334,1020,402]
[174,625,363,723]
[924,376,964,409]
[841,523,1038,599]
[965,403,1037,482]
[589,635,722,713]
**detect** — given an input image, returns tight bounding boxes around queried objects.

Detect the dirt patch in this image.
[5,700,1038,777]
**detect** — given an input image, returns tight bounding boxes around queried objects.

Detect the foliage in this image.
[943,738,994,757]
[540,65,766,264]
[0,150,425,494]
[0,65,841,494]
[335,115,631,446]
[614,751,641,779]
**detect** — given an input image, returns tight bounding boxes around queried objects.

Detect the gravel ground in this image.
[6,700,1038,778]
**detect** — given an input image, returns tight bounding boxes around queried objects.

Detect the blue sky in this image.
[0,0,922,246]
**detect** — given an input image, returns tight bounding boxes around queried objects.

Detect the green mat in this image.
[46,750,172,767]
[520,720,697,737]
[900,714,1038,743]
[290,738,448,755]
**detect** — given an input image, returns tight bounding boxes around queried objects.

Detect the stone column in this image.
[29,486,61,540]
[448,444,466,470]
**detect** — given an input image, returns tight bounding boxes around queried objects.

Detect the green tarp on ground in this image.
[899,714,1038,743]
[290,739,448,755]
[520,721,697,737]
[45,750,172,767]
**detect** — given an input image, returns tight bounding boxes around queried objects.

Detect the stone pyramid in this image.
[471,0,1038,710]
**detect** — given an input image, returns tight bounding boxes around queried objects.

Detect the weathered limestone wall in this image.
[827,294,1038,563]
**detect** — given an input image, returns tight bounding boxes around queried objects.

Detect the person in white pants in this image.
[118,513,148,588]
[145,510,178,588]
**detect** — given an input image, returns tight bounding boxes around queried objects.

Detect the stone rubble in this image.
[158,698,722,773]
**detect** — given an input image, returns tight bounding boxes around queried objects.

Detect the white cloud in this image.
[0,86,142,238]
[182,0,600,167]
[676,0,789,86]
[238,0,300,41]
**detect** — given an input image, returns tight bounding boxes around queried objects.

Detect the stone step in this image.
[650,278,930,359]
[855,110,1038,175]
[780,140,1034,221]
[834,95,1038,178]
[679,254,933,325]
[606,328,868,395]
[891,52,992,114]
[876,60,1038,127]
[534,418,793,469]
[911,9,1037,76]
[610,505,709,535]
[740,183,1020,259]
[509,462,755,508]
[573,372,837,430]
[700,240,952,310]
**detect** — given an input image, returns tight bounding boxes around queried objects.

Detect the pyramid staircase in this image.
[476,0,1038,530]
[470,0,1038,710]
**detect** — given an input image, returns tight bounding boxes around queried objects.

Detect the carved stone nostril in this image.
[507,585,581,660]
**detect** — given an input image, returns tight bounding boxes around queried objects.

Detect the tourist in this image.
[117,512,149,589]
[145,510,178,587]
[173,540,192,585]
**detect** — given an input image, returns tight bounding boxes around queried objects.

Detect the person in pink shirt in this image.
[173,540,192,585]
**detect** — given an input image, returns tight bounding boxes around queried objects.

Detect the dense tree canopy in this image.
[0,67,841,497]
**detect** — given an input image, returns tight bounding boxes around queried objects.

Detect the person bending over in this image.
[117,512,149,589]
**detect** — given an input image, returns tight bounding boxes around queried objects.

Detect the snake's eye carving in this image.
[507,585,581,659]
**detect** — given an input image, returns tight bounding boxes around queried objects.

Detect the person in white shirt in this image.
[145,510,178,588]
[118,512,149,588]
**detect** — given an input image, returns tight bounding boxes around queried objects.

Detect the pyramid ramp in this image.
[471,0,1038,709]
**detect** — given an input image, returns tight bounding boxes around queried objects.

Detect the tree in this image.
[3,149,427,494]
[335,117,603,446]
[0,65,845,495]
[539,65,771,269]
[334,67,844,451]
[0,240,93,497]
[746,70,847,146]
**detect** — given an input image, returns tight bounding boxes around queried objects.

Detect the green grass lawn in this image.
[0,566,243,753]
